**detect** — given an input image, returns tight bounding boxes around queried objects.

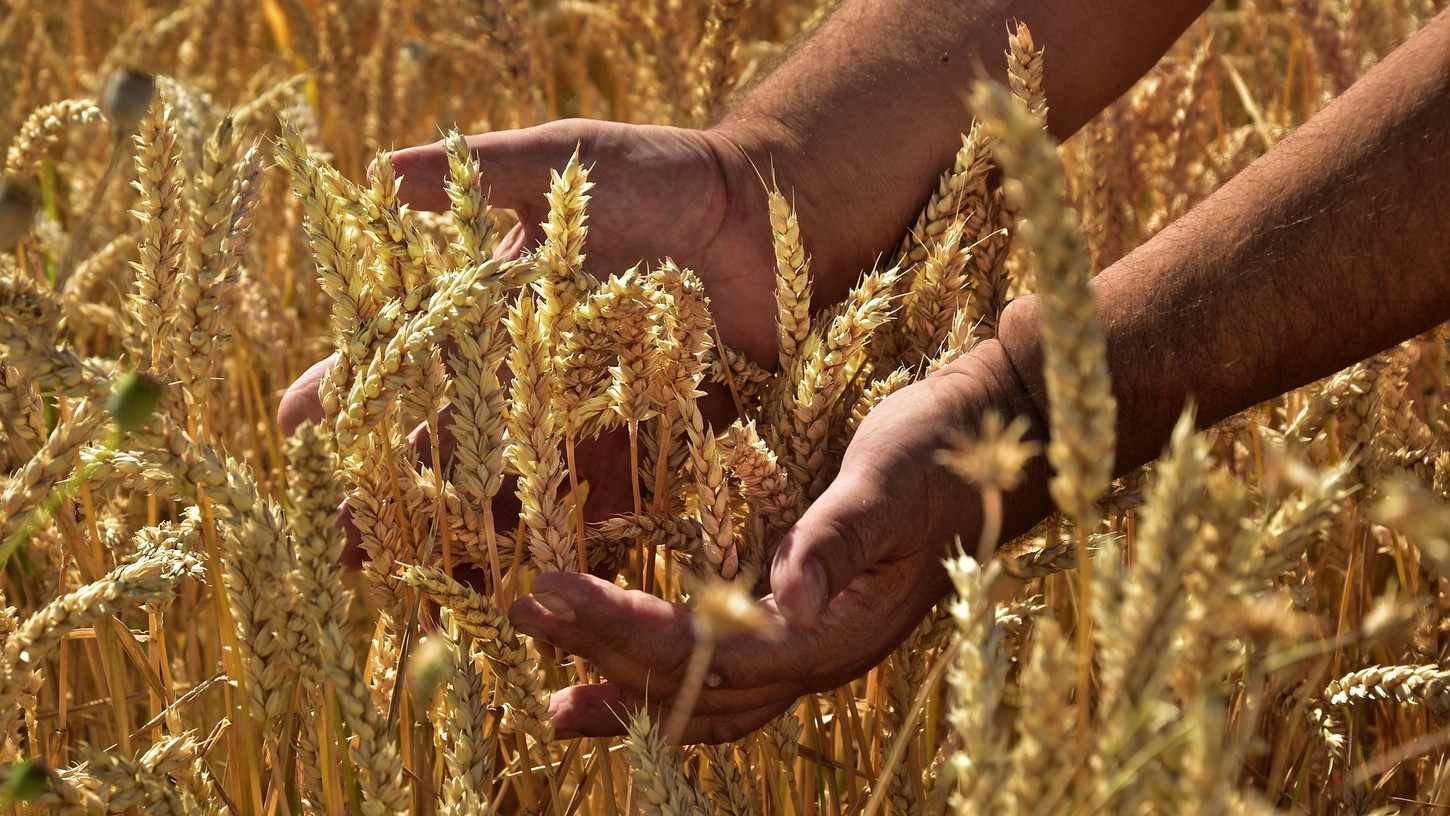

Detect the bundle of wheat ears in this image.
[2,0,1450,813]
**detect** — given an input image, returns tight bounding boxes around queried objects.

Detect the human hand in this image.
[277,118,783,547]
[509,340,1048,742]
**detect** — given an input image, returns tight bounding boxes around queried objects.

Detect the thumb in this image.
[770,470,903,629]
[384,124,582,213]
[277,354,336,435]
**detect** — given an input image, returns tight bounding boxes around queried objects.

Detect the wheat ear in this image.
[396,564,553,742]
[1007,22,1047,120]
[624,708,711,816]
[430,613,492,815]
[4,98,106,177]
[126,98,188,375]
[290,463,412,814]
[973,80,1116,528]
[505,294,575,573]
[769,189,812,376]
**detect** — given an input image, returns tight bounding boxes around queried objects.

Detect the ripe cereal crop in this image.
[1,1,1449,813]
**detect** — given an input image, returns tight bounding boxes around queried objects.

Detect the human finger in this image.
[387,124,582,213]
[277,354,336,435]
[509,571,695,688]
[769,467,915,629]
[337,502,364,570]
[511,571,809,696]
[548,682,789,744]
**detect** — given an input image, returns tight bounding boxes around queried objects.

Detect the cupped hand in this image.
[393,120,780,361]
[277,119,781,542]
[274,118,1051,744]
[510,341,1046,743]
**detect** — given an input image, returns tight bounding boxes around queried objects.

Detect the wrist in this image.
[703,114,812,243]
[992,295,1050,432]
[705,113,877,303]
[929,336,1055,553]
[699,115,797,250]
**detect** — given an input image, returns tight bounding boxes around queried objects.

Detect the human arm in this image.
[775,7,1450,629]
[717,0,1213,306]
[1002,5,1450,483]
[276,0,1225,741]
[518,8,1450,742]
[772,4,1450,629]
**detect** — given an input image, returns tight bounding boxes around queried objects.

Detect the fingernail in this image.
[533,589,576,623]
[801,561,827,625]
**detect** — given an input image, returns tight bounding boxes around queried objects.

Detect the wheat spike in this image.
[396,564,553,742]
[0,553,203,735]
[769,189,812,376]
[430,614,492,816]
[1007,22,1047,121]
[443,129,494,266]
[943,556,1008,811]
[291,456,411,814]
[974,80,1116,528]
[624,709,711,816]
[4,98,106,177]
[505,294,575,573]
[126,98,188,374]
[700,743,757,816]
[0,399,107,546]
[170,119,261,407]
[536,149,598,348]
[1326,664,1450,712]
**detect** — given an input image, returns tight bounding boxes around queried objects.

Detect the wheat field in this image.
[1,0,1449,813]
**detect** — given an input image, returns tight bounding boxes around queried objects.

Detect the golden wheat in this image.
[1,3,1449,815]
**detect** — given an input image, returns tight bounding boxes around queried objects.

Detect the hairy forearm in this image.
[999,9,1450,497]
[714,0,1210,304]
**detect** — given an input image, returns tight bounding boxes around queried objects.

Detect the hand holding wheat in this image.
[12,1,1450,812]
[277,119,792,554]
[509,338,1052,741]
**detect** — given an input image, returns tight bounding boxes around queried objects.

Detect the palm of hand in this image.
[511,361,990,742]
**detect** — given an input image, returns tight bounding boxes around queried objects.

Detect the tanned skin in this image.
[279,2,1450,742]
